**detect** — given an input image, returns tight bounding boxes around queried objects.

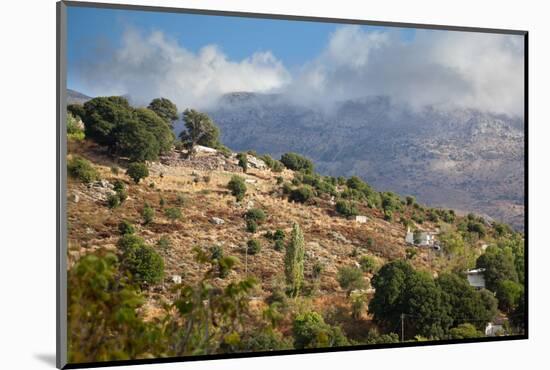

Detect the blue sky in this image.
[67,6,415,95]
[66,5,523,116]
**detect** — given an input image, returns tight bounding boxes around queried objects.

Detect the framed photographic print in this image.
[57,1,528,368]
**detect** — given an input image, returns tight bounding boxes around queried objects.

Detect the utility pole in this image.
[401,313,405,342]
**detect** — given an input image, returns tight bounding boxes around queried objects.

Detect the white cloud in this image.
[76,25,524,117]
[287,26,524,116]
[77,28,291,109]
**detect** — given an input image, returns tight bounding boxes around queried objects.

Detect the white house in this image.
[405,227,436,247]
[485,322,504,337]
[466,268,486,289]
[354,215,368,223]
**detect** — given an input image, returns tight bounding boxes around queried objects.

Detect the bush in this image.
[335,200,358,217]
[67,156,99,183]
[245,208,266,223]
[246,219,258,233]
[449,323,483,339]
[247,239,261,255]
[276,176,284,185]
[113,181,128,203]
[292,311,349,349]
[126,162,149,184]
[280,152,314,173]
[142,203,154,225]
[67,112,85,141]
[227,175,247,201]
[274,239,285,251]
[289,186,314,203]
[117,234,164,285]
[157,236,171,251]
[107,193,121,209]
[175,193,188,206]
[274,229,285,241]
[237,153,248,173]
[359,255,378,273]
[164,207,182,222]
[118,220,135,235]
[337,266,366,295]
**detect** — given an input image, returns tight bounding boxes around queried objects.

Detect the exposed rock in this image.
[211,217,225,225]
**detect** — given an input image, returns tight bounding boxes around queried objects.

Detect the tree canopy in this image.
[147,98,178,125]
[179,109,221,151]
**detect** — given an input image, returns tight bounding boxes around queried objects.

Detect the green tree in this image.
[227,175,246,201]
[285,223,305,297]
[280,152,314,173]
[476,246,518,292]
[114,119,160,162]
[147,97,178,125]
[126,162,149,184]
[496,280,523,313]
[289,186,314,203]
[437,273,497,330]
[179,109,221,152]
[82,96,134,148]
[335,200,358,217]
[67,254,158,363]
[449,323,484,339]
[117,235,164,285]
[337,266,366,296]
[292,311,349,349]
[134,107,174,155]
[237,153,248,173]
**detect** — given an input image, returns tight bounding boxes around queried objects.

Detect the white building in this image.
[466,268,486,289]
[405,227,436,247]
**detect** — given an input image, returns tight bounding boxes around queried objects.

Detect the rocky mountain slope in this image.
[204,93,525,230]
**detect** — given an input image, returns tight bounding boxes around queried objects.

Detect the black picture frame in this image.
[57,1,528,368]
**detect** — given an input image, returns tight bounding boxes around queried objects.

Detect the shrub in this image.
[175,193,188,206]
[118,220,135,235]
[246,219,258,233]
[245,208,266,223]
[164,207,182,222]
[292,311,349,349]
[274,229,285,241]
[228,175,247,201]
[282,183,293,195]
[384,210,393,222]
[280,152,314,173]
[67,112,85,141]
[107,193,121,209]
[67,156,99,183]
[359,255,378,273]
[274,239,285,251]
[237,153,248,172]
[449,323,483,339]
[113,181,128,203]
[157,236,171,251]
[117,234,164,285]
[126,162,149,184]
[276,176,284,185]
[406,196,416,206]
[247,239,261,255]
[141,203,154,225]
[337,266,366,295]
[289,186,314,203]
[285,223,305,297]
[335,200,358,217]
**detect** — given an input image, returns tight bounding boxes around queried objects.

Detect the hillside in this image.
[205,93,525,230]
[65,95,525,363]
